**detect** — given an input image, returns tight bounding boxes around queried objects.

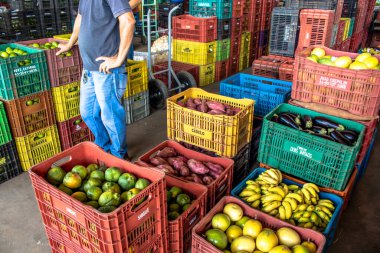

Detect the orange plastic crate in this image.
[172,15,217,43]
[252,55,294,81]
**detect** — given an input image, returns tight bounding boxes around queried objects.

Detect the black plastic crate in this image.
[285,0,337,9]
[55,6,72,34]
[0,140,23,184]
[8,0,38,10]
[342,0,357,18]
[39,9,57,37]
[158,3,183,29]
[217,18,231,40]
[68,0,79,21]
[269,7,299,57]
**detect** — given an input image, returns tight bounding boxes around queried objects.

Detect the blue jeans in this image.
[80,66,127,158]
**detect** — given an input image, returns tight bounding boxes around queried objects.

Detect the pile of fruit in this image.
[46,164,150,213]
[177,98,241,116]
[238,169,336,231]
[306,47,380,70]
[360,47,380,55]
[205,202,318,253]
[136,146,225,185]
[167,186,194,220]
[28,41,73,57]
[0,47,31,66]
[272,113,358,146]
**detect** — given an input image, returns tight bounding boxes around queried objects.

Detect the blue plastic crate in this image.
[356,128,377,181]
[220,73,292,117]
[231,167,344,248]
[189,0,232,19]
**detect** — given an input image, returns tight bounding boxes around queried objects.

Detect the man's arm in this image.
[56,14,82,55]
[129,0,141,9]
[96,12,135,73]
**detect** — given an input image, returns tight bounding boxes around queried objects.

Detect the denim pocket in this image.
[115,72,127,104]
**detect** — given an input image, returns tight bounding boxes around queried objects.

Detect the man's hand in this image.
[96,55,122,74]
[56,43,73,56]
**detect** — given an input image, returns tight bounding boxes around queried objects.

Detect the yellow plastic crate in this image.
[239,52,250,71]
[167,88,254,158]
[240,31,251,56]
[15,125,61,171]
[124,59,148,98]
[173,39,217,65]
[52,81,80,122]
[340,18,351,40]
[199,63,216,87]
[53,34,72,41]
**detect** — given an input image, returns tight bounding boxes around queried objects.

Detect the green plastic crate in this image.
[0,43,50,100]
[216,39,230,62]
[258,103,365,191]
[0,101,12,145]
[348,17,355,38]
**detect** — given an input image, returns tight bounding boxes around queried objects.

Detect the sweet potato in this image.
[167,157,185,170]
[134,161,152,167]
[157,147,177,158]
[186,98,197,109]
[226,108,234,116]
[179,165,190,177]
[232,107,241,115]
[191,173,203,184]
[157,164,177,175]
[206,101,225,112]
[199,101,209,113]
[208,170,222,179]
[204,162,224,173]
[187,159,209,174]
[150,156,169,166]
[194,98,202,105]
[208,109,226,115]
[202,176,213,185]
[176,155,189,164]
[177,101,185,107]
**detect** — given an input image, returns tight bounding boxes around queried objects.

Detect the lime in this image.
[90,170,105,181]
[98,206,117,213]
[84,178,102,192]
[71,191,87,202]
[47,166,66,185]
[72,165,88,179]
[169,186,182,198]
[118,173,136,191]
[1,52,9,58]
[105,167,122,182]
[86,163,99,174]
[168,211,180,220]
[58,184,73,195]
[176,194,191,206]
[102,182,121,194]
[86,186,103,201]
[98,192,121,207]
[205,229,228,250]
[63,172,82,189]
[85,200,99,209]
[135,178,150,190]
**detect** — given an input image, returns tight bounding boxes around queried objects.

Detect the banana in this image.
[246,193,262,203]
[306,205,315,212]
[279,206,286,220]
[301,188,311,201]
[292,211,303,220]
[256,179,267,185]
[317,201,335,211]
[280,183,289,196]
[298,217,310,223]
[272,169,282,182]
[259,174,279,185]
[311,197,318,205]
[315,209,327,220]
[318,199,334,205]
[286,193,303,203]
[283,198,298,211]
[269,209,279,216]
[262,201,282,213]
[251,199,261,208]
[302,211,312,218]
[304,198,311,205]
[304,183,320,192]
[269,186,286,198]
[282,201,292,220]
[304,186,318,199]
[266,169,280,182]
[261,194,283,203]
[246,180,257,185]
[288,184,300,191]
[239,189,256,197]
[296,204,309,212]
[289,219,296,225]
[310,212,319,224]
[304,222,313,229]
[246,185,261,193]
[312,226,318,231]
[260,185,271,191]
[318,206,333,218]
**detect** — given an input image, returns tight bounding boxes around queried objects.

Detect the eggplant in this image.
[312,126,327,135]
[311,132,335,141]
[339,130,358,142]
[272,114,279,123]
[313,117,345,131]
[330,130,352,145]
[302,130,315,134]
[301,115,313,129]
[285,113,302,126]
[278,114,301,130]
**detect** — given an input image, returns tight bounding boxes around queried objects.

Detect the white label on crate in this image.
[316,75,352,91]
[66,207,77,217]
[14,65,38,77]
[284,26,291,41]
[184,124,213,140]
[189,215,198,226]
[284,140,323,162]
[138,207,150,221]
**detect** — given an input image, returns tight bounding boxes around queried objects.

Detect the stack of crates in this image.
[158,2,184,29]
[124,59,150,124]
[0,43,61,171]
[172,14,219,86]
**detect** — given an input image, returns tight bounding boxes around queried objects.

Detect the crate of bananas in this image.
[231,167,343,246]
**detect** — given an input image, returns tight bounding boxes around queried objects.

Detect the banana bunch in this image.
[238,169,336,231]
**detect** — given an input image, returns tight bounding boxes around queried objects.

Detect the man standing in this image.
[57,0,136,159]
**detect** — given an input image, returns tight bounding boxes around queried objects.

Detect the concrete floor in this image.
[0,83,379,253]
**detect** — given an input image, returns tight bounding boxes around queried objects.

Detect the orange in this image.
[63,172,82,189]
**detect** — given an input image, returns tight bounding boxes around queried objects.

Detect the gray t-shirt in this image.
[78,0,132,71]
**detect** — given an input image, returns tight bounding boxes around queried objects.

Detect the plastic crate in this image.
[17,38,82,87]
[349,31,363,52]
[125,90,150,125]
[348,17,355,37]
[340,37,351,51]
[356,128,377,181]
[230,17,242,37]
[258,103,365,191]
[232,0,244,17]
[248,12,261,33]
[173,39,217,65]
[238,52,250,71]
[138,140,234,211]
[8,0,38,10]
[173,15,217,43]
[214,60,229,82]
[352,0,367,35]
[285,0,337,9]
[0,140,23,184]
[2,90,56,137]
[0,101,12,146]
[269,7,299,57]
[297,9,335,53]
[198,63,215,87]
[340,17,351,40]
[217,18,231,40]
[55,4,73,35]
[216,39,230,62]
[365,0,376,27]
[125,59,148,98]
[356,118,378,163]
[342,0,357,18]
[153,61,200,86]
[0,43,50,100]
[53,33,71,41]
[15,125,61,171]
[231,168,343,247]
[229,35,241,57]
[292,45,380,117]
[166,176,207,253]
[29,142,168,253]
[228,54,240,76]
[189,0,232,19]
[220,73,292,117]
[240,31,251,56]
[57,115,94,151]
[39,9,58,38]
[232,143,251,187]
[259,29,270,47]
[192,196,327,253]
[167,88,254,158]
[52,81,80,122]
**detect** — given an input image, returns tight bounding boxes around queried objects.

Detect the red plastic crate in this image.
[192,196,326,253]
[362,29,369,48]
[228,55,240,76]
[292,45,380,117]
[232,0,244,17]
[17,38,82,87]
[353,0,368,35]
[172,15,217,43]
[297,9,335,53]
[340,37,351,51]
[356,118,378,163]
[229,35,241,57]
[29,142,168,253]
[166,176,207,253]
[365,0,376,27]
[138,140,234,211]
[249,31,260,63]
[248,12,261,33]
[230,17,242,37]
[335,19,347,46]
[241,14,250,32]
[334,0,344,24]
[252,55,294,80]
[153,61,199,86]
[57,115,94,151]
[215,60,229,82]
[2,90,56,137]
[350,31,363,52]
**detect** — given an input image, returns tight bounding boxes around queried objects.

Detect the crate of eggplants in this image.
[135,147,225,186]
[272,112,359,146]
[177,98,241,116]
